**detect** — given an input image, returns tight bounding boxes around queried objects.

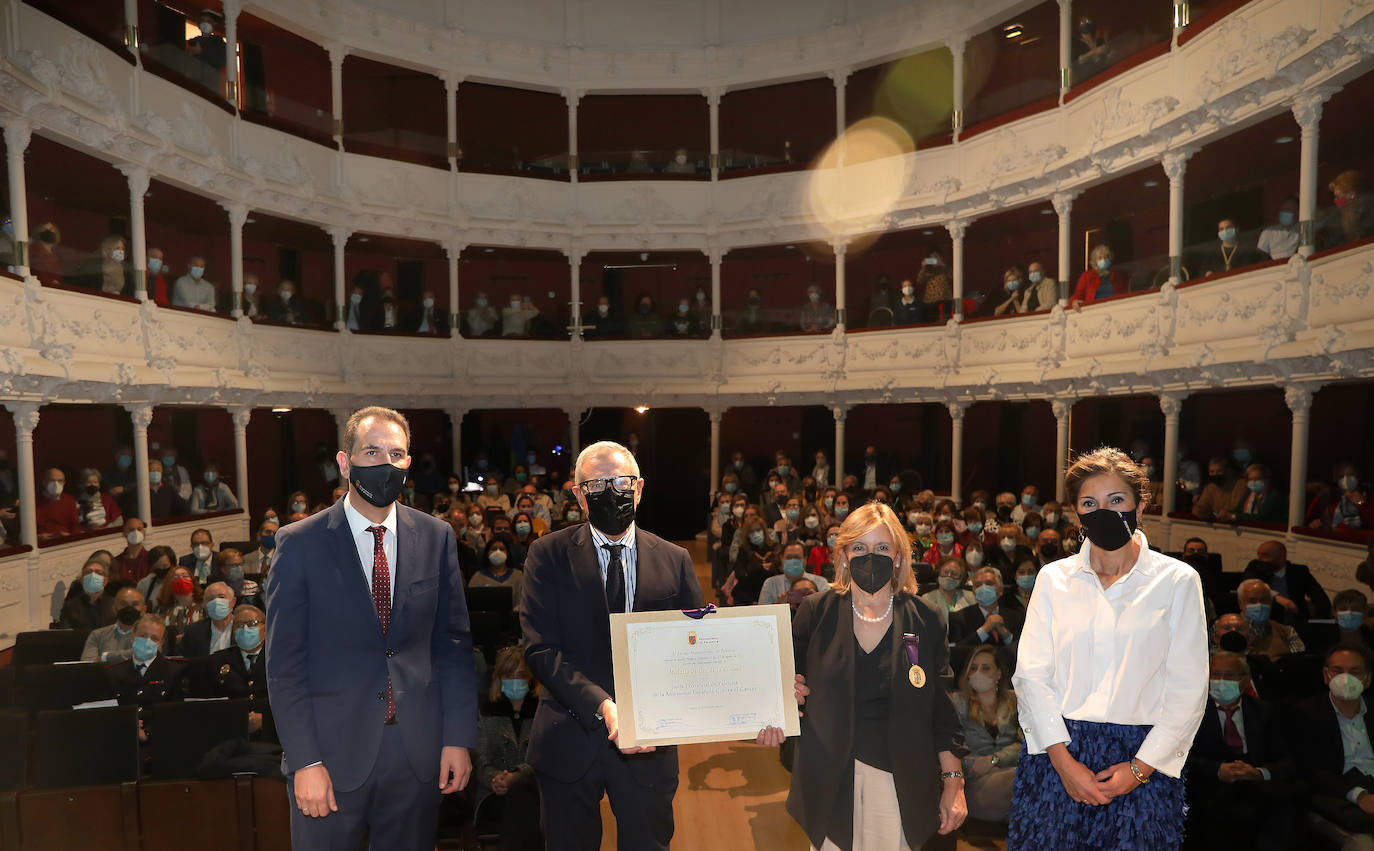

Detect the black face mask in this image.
[584,487,636,537]
[848,553,894,594]
[350,462,408,508]
[1077,507,1138,552]
[1218,630,1249,653]
[116,605,140,626]
[1039,541,1062,561]
[996,506,1014,522]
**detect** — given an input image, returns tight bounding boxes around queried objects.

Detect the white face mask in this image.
[675,154,687,165]
[280,290,293,301]
[597,304,609,317]
[111,249,125,263]
[423,297,435,309]
[968,671,997,694]
[193,544,211,560]
[190,266,204,279]
[1330,672,1367,701]
[350,293,362,305]
[147,257,163,273]
[45,480,63,498]
[127,529,144,546]
[243,283,256,294]
[902,285,914,297]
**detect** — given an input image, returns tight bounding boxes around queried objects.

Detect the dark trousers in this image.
[286,723,442,851]
[1310,770,1374,836]
[1184,778,1298,850]
[499,773,545,851]
[537,743,677,851]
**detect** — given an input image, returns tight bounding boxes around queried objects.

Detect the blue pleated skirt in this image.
[1007,719,1186,851]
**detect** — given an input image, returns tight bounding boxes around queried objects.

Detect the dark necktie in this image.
[246,653,258,670]
[136,663,147,678]
[1221,705,1245,753]
[367,526,396,722]
[603,543,625,614]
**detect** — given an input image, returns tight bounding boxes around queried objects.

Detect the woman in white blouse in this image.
[1007,447,1208,850]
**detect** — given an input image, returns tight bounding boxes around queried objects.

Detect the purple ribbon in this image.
[903,632,920,667]
[682,603,717,620]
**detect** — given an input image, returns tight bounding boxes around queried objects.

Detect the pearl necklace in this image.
[853,594,894,623]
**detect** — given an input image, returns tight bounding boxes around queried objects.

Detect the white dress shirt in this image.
[1012,529,1209,777]
[209,620,232,653]
[1257,224,1299,260]
[589,522,638,613]
[343,493,397,604]
[1334,696,1374,803]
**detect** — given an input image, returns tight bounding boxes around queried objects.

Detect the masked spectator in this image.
[469,538,522,609]
[1070,244,1125,308]
[81,586,146,662]
[1026,261,1057,310]
[950,567,1021,646]
[1324,169,1374,247]
[799,285,836,332]
[59,555,116,630]
[475,646,543,850]
[1196,217,1263,277]
[1216,463,1285,524]
[177,580,236,657]
[993,266,1033,315]
[29,221,62,285]
[269,279,309,324]
[412,289,447,335]
[243,520,278,575]
[582,295,621,336]
[735,288,768,334]
[35,467,79,539]
[190,462,239,514]
[172,256,216,311]
[466,291,498,336]
[624,293,664,338]
[501,293,539,336]
[1243,539,1331,621]
[141,458,189,520]
[1293,643,1374,838]
[158,562,204,637]
[1257,196,1300,260]
[198,604,274,741]
[1333,590,1374,655]
[74,467,122,529]
[96,235,130,296]
[241,273,264,318]
[1192,456,1248,521]
[953,646,1022,822]
[1309,462,1374,530]
[106,614,185,744]
[1238,579,1305,661]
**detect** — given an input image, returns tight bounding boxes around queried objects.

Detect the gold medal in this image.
[909,665,926,688]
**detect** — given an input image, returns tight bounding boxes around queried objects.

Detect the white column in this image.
[567,248,583,337]
[949,34,966,139]
[119,165,150,301]
[706,88,720,181]
[832,405,847,485]
[330,408,351,455]
[1058,0,1072,97]
[566,406,583,461]
[709,246,723,339]
[948,402,966,506]
[832,239,847,330]
[328,44,346,142]
[1053,192,1075,305]
[1159,393,1184,516]
[446,241,461,331]
[223,201,247,316]
[5,403,38,548]
[1285,385,1314,530]
[3,116,31,274]
[708,406,724,493]
[222,0,240,104]
[1293,90,1334,257]
[330,227,349,329]
[123,0,138,51]
[126,404,153,525]
[565,89,580,183]
[831,68,848,164]
[444,72,460,167]
[1161,149,1193,283]
[947,219,967,319]
[447,408,465,478]
[1052,399,1072,502]
[229,406,251,510]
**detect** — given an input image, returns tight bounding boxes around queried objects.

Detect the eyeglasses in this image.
[579,475,640,495]
[235,620,262,629]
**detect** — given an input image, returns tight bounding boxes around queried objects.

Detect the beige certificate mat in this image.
[610,604,800,748]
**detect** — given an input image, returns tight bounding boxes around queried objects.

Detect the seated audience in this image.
[466,292,499,336]
[59,555,115,630]
[190,463,239,513]
[1324,169,1374,247]
[76,467,122,529]
[921,520,963,566]
[81,586,146,662]
[35,467,79,539]
[242,520,278,575]
[1294,643,1374,839]
[1309,462,1374,531]
[759,542,830,605]
[893,279,923,325]
[96,235,130,296]
[269,279,309,324]
[993,266,1032,315]
[1010,485,1040,523]
[475,646,543,851]
[735,288,767,334]
[372,286,401,330]
[951,646,1022,822]
[1027,261,1057,310]
[158,563,204,636]
[412,290,447,335]
[159,446,192,501]
[1218,463,1286,524]
[799,285,836,332]
[146,248,172,305]
[28,221,61,285]
[1069,243,1125,307]
[142,458,190,520]
[469,539,522,609]
[172,256,217,311]
[949,567,1022,647]
[106,614,186,743]
[176,581,236,657]
[1184,650,1297,850]
[1243,539,1331,621]
[114,517,150,583]
[1004,554,1038,612]
[624,294,664,338]
[241,274,264,318]
[1257,196,1300,260]
[582,296,621,336]
[178,527,216,584]
[196,604,274,742]
[922,556,975,619]
[1238,579,1305,660]
[102,445,138,500]
[501,293,539,336]
[1333,590,1374,654]
[1193,456,1248,521]
[343,284,366,330]
[1195,217,1264,277]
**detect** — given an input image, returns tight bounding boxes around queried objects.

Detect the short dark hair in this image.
[190,527,213,542]
[343,406,411,456]
[1333,589,1369,611]
[1184,537,1207,550]
[1325,641,1374,670]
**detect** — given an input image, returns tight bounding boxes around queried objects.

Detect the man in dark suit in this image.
[266,406,476,850]
[521,440,703,850]
[1294,642,1374,837]
[948,567,1025,648]
[1184,650,1296,850]
[177,527,215,583]
[1243,539,1331,622]
[175,581,235,658]
[198,604,276,743]
[105,614,187,746]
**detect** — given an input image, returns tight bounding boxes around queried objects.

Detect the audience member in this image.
[1218,463,1285,524]
[624,294,663,337]
[240,273,263,318]
[190,462,239,513]
[993,266,1032,315]
[759,541,830,605]
[176,581,236,657]
[1294,643,1374,839]
[35,467,79,539]
[58,555,115,630]
[1193,456,1248,521]
[949,567,1022,647]
[475,646,543,851]
[466,292,499,336]
[114,517,151,583]
[412,290,447,335]
[172,256,217,311]
[1238,579,1306,660]
[469,539,522,609]
[106,613,185,744]
[1184,650,1296,850]
[799,285,836,332]
[75,467,122,529]
[1027,261,1057,310]
[29,221,62,285]
[735,288,767,334]
[891,279,923,324]
[96,235,129,296]
[158,563,204,635]
[1334,590,1374,654]
[1243,539,1331,621]
[243,519,278,575]
[144,458,189,519]
[501,293,539,336]
[197,604,274,741]
[951,646,1022,822]
[269,279,309,324]
[372,286,401,330]
[582,295,621,336]
[1069,244,1125,307]
[1325,169,1374,247]
[159,446,192,501]
[1195,218,1264,277]
[1257,196,1300,260]
[146,247,171,305]
[81,586,146,662]
[177,527,216,584]
[1309,462,1374,530]
[102,445,138,500]
[921,556,976,620]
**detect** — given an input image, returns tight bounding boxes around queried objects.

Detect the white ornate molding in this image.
[1158,392,1185,419]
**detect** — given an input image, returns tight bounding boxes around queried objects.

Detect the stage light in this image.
[1143,179,1160,187]
[1274,135,1294,144]
[635,406,650,414]
[1002,24,1024,39]
[271,406,291,413]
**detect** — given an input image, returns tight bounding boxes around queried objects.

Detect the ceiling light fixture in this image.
[1274,135,1294,144]
[1143,179,1159,187]
[634,405,649,414]
[271,406,291,413]
[1002,23,1024,39]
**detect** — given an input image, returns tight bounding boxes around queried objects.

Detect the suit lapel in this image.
[391,507,418,631]
[328,500,384,638]
[630,531,652,611]
[571,525,611,620]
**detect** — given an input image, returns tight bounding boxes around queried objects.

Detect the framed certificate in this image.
[609,604,801,748]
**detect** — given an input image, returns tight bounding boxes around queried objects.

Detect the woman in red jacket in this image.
[1070,244,1128,308]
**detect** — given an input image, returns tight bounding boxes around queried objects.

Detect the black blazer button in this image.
[386,649,394,658]
[377,691,385,700]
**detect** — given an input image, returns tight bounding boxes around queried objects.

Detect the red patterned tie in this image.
[1221,705,1244,753]
[367,526,395,722]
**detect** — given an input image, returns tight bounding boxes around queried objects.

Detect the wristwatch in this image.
[990,754,999,768]
[939,770,964,781]
[1129,759,1150,784]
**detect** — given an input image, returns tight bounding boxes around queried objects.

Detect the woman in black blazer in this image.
[769,501,968,849]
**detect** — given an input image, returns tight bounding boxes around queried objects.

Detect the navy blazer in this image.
[520,523,702,785]
[265,499,477,793]
[1295,692,1374,801]
[1187,695,1295,786]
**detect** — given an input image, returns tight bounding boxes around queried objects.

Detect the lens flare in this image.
[806,117,914,243]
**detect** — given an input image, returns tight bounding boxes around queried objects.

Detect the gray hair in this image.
[79,467,101,483]
[1210,650,1251,676]
[574,440,640,485]
[1238,578,1273,602]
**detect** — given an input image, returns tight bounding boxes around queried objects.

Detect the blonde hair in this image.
[960,645,1018,728]
[831,502,918,595]
[488,645,538,703]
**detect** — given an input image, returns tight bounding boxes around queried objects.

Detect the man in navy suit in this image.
[266,406,476,850]
[521,440,703,850]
